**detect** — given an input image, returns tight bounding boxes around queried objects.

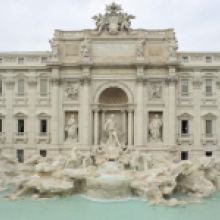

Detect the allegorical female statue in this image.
[65,114,78,142]
[149,114,163,142]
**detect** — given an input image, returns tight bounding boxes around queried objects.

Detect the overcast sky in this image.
[0,0,220,52]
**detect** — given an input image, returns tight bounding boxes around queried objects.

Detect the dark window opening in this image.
[181,120,188,134]
[17,150,24,163]
[40,120,47,133]
[18,119,24,133]
[40,150,47,157]
[181,151,188,160]
[206,151,213,157]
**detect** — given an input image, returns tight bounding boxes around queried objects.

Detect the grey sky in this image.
[0,0,220,52]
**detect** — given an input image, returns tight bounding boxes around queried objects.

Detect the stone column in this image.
[121,110,126,140]
[128,108,134,146]
[216,77,220,149]
[50,68,61,148]
[4,74,15,153]
[168,72,178,147]
[136,75,145,146]
[27,72,37,147]
[94,109,99,145]
[80,73,91,147]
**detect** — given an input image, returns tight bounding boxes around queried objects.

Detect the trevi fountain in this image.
[1,2,220,220]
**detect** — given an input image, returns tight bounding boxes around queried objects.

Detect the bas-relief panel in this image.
[92,42,136,58]
[91,69,136,75]
[145,68,168,75]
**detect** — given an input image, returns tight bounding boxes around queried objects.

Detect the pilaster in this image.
[27,70,37,147]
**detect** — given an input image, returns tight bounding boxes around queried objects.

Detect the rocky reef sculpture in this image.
[1,147,220,206]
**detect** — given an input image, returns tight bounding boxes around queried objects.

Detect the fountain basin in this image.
[86,174,133,199]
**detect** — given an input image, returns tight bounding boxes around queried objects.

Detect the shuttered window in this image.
[18,79,24,95]
[206,120,212,134]
[40,79,47,95]
[181,79,188,94]
[0,119,2,132]
[206,79,212,94]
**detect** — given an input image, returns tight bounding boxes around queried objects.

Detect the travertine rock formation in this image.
[0,149,220,206]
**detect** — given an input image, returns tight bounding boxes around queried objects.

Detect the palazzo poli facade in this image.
[0,3,220,162]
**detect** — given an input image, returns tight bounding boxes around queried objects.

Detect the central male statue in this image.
[104,114,121,147]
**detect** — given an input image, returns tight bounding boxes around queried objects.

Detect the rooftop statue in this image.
[92,2,135,35]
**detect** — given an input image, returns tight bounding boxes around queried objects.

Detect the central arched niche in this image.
[99,87,128,105]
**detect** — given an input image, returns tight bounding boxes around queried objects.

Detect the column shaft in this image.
[94,110,99,145]
[128,110,133,146]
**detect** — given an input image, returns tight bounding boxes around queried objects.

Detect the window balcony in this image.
[13,132,28,143]
[0,132,6,143]
[201,133,217,145]
[202,92,216,104]
[178,92,192,104]
[36,132,50,144]
[177,133,193,145]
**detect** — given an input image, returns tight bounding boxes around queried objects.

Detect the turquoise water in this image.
[0,193,220,220]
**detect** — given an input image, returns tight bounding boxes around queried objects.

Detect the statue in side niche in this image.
[65,114,78,142]
[149,114,163,142]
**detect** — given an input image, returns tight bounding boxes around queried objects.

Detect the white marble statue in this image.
[65,114,78,142]
[149,114,163,142]
[104,114,121,147]
[81,38,91,58]
[49,40,59,58]
[168,39,178,58]
[136,38,146,58]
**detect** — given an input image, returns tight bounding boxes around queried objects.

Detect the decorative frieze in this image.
[164,77,178,85]
[4,57,16,63]
[193,79,203,89]
[5,79,15,89]
[27,80,37,87]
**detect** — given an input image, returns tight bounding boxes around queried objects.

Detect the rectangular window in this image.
[181,151,188,160]
[40,150,47,157]
[40,120,47,133]
[206,151,213,157]
[181,120,188,134]
[41,57,47,64]
[18,119,24,133]
[18,58,24,64]
[0,58,2,64]
[0,119,2,132]
[181,79,189,94]
[182,56,188,63]
[0,81,2,96]
[18,79,25,95]
[206,56,212,63]
[205,79,212,94]
[17,150,24,163]
[206,120,212,134]
[40,79,47,96]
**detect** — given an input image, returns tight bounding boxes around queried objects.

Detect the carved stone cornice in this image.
[27,80,37,87]
[5,79,15,89]
[80,76,92,85]
[193,79,203,89]
[50,78,63,86]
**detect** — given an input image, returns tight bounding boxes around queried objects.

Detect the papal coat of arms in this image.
[92,2,135,35]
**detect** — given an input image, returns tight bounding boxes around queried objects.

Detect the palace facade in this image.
[0,3,220,162]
